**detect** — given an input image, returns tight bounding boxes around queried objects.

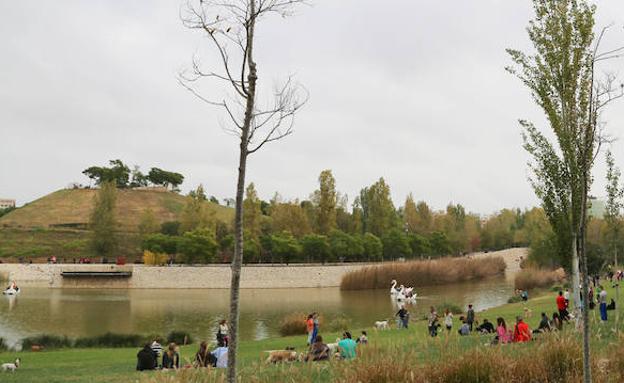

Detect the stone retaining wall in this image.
[0,263,370,289]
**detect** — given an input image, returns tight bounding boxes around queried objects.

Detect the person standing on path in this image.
[466,304,475,332]
[599,286,608,322]
[427,306,439,337]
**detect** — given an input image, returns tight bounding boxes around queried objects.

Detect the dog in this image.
[523,307,533,318]
[264,350,299,364]
[374,320,389,330]
[31,344,44,352]
[326,338,341,355]
[1,358,20,372]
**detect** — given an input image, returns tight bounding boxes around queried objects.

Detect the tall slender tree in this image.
[508,2,623,381]
[313,170,337,234]
[180,2,307,381]
[605,150,623,333]
[89,181,118,257]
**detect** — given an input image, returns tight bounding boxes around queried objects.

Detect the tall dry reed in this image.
[514,267,565,290]
[340,256,506,290]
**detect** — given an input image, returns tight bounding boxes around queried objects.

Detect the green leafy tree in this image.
[382,228,411,261]
[142,233,179,255]
[243,183,262,239]
[429,231,452,257]
[507,1,624,379]
[362,232,383,261]
[408,233,431,258]
[180,186,215,233]
[403,194,419,234]
[362,178,396,237]
[178,228,217,264]
[89,181,118,257]
[300,234,330,263]
[129,165,149,188]
[147,168,184,190]
[83,159,131,188]
[312,170,337,234]
[271,232,302,264]
[329,230,363,262]
[160,221,181,236]
[269,200,312,238]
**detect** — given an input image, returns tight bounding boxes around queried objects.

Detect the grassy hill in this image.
[0,188,233,230]
[0,188,233,260]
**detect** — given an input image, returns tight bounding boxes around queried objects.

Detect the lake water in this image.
[0,277,513,348]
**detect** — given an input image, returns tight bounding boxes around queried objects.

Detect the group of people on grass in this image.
[305,311,366,361]
[136,320,230,371]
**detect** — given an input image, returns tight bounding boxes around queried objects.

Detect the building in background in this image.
[0,199,16,209]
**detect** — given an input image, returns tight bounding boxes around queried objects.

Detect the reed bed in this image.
[340,256,506,290]
[514,267,565,290]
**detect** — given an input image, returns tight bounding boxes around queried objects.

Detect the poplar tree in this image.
[508,2,623,381]
[313,170,337,234]
[89,181,118,257]
[243,183,262,239]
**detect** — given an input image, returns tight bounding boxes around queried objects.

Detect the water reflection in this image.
[0,277,513,348]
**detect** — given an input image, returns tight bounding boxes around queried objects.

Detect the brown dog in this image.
[264,350,298,364]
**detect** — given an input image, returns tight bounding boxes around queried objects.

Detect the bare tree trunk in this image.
[227,3,257,382]
[579,176,592,383]
[572,233,582,322]
[616,246,620,335]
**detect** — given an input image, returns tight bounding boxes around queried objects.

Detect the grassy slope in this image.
[0,189,233,259]
[0,189,233,230]
[0,285,621,383]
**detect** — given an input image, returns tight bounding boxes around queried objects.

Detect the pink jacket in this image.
[497,325,510,343]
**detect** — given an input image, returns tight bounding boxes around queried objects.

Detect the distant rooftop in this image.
[0,199,16,209]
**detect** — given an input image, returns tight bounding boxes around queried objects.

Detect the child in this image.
[357,331,368,345]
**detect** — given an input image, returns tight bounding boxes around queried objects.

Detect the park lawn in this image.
[0,285,621,383]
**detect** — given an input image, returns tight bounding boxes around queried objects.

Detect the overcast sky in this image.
[1,1,623,214]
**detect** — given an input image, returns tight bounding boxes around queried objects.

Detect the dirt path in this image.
[471,247,527,280]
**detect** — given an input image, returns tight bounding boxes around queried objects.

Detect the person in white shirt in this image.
[444,308,453,333]
[598,286,608,322]
[211,339,228,368]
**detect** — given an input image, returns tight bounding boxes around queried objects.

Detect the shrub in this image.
[0,338,9,351]
[341,256,506,290]
[22,334,72,350]
[437,302,463,314]
[279,312,308,336]
[142,250,168,266]
[167,331,193,345]
[507,295,523,304]
[514,267,565,290]
[74,333,144,348]
[178,228,218,264]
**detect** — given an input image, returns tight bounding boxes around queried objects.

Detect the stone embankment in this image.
[0,248,526,289]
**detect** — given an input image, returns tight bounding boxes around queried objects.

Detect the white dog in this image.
[375,320,389,330]
[326,338,341,355]
[1,358,20,372]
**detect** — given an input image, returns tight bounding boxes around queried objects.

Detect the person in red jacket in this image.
[556,291,570,322]
[513,316,531,342]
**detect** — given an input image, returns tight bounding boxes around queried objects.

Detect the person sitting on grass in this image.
[211,339,229,368]
[150,337,163,368]
[476,318,495,334]
[458,316,470,336]
[137,343,157,371]
[533,312,552,334]
[493,317,510,344]
[306,335,330,362]
[195,341,217,368]
[338,331,357,360]
[162,343,180,369]
[513,316,531,343]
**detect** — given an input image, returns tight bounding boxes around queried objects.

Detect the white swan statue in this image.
[390,280,398,295]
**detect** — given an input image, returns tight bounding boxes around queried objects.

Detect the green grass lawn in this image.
[1,284,622,382]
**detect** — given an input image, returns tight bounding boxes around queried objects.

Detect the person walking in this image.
[466,304,475,331]
[311,313,320,344]
[395,306,409,329]
[427,306,439,337]
[556,291,570,322]
[306,313,315,345]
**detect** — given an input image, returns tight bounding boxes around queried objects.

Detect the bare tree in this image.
[180,1,307,381]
